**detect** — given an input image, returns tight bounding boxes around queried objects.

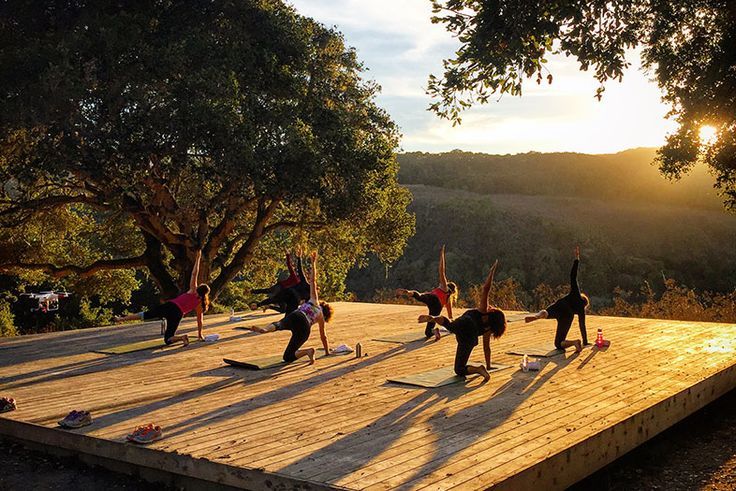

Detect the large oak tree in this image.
[428,0,736,209]
[0,0,414,298]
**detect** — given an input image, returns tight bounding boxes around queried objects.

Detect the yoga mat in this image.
[223,348,350,370]
[93,338,201,355]
[506,342,592,358]
[388,363,512,388]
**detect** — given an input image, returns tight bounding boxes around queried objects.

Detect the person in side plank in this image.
[418,260,506,381]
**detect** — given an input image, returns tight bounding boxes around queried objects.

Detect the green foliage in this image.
[0,0,413,300]
[428,1,736,210]
[0,300,16,337]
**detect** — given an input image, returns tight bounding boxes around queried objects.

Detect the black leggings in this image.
[257,287,300,315]
[143,302,183,343]
[276,312,311,362]
[412,292,443,337]
[252,285,280,296]
[546,300,574,349]
[445,315,479,376]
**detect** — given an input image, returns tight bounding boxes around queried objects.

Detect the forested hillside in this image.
[346,149,736,313]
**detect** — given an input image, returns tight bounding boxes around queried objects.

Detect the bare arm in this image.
[479,260,498,312]
[483,331,492,368]
[196,307,204,340]
[318,316,330,353]
[438,245,448,290]
[446,298,454,320]
[286,252,296,278]
[308,251,319,304]
[189,250,202,292]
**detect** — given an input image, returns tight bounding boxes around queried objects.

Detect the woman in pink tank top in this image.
[395,245,458,340]
[115,250,210,346]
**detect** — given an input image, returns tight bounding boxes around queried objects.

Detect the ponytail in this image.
[196,284,211,312]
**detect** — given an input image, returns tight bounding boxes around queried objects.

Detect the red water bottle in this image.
[595,328,604,348]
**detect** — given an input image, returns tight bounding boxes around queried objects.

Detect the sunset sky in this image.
[289,0,678,155]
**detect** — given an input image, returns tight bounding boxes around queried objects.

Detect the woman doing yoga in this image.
[418,260,506,381]
[249,251,333,364]
[251,251,310,314]
[524,246,589,352]
[114,250,210,346]
[396,245,458,338]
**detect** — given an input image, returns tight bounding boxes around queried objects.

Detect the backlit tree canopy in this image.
[428,0,736,209]
[0,0,414,298]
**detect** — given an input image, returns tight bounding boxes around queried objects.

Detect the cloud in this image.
[289,0,675,154]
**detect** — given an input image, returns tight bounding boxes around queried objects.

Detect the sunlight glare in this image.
[699,125,718,145]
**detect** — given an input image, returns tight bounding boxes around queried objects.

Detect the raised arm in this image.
[570,246,580,296]
[438,245,448,290]
[308,251,319,304]
[479,260,498,312]
[189,250,202,292]
[286,251,296,278]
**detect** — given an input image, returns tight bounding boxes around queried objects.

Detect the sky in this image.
[288,0,678,155]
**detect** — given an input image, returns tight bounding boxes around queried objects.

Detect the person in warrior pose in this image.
[524,246,589,352]
[396,245,458,339]
[115,250,210,346]
[248,252,333,364]
[418,260,506,381]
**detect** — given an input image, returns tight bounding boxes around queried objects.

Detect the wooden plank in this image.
[387,364,512,388]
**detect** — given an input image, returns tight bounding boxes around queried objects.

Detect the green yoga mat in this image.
[372,330,448,344]
[388,364,512,388]
[94,338,200,355]
[506,342,592,358]
[223,348,351,370]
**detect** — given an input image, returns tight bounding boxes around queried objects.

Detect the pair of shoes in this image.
[126,423,163,444]
[58,410,93,428]
[0,397,17,413]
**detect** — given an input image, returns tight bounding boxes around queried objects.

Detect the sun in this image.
[699,125,718,145]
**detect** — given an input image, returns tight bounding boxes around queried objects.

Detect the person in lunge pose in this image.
[114,250,210,346]
[248,251,333,364]
[396,245,458,339]
[419,260,506,381]
[524,246,589,352]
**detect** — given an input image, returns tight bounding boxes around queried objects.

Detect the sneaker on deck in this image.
[0,397,17,413]
[131,425,163,444]
[59,410,92,428]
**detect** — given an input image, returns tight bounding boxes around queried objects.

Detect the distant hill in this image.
[346,149,736,305]
[397,148,724,210]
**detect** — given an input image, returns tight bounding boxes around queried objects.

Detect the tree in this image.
[428,0,736,209]
[0,0,414,299]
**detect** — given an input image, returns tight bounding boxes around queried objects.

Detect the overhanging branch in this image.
[0,256,146,279]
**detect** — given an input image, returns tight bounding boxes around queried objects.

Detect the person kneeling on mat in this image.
[524,246,589,353]
[396,245,458,339]
[114,250,210,346]
[419,260,506,381]
[249,251,333,364]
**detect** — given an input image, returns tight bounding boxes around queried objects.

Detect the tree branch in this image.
[0,256,146,279]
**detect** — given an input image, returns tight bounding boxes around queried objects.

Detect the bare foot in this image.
[524,316,536,323]
[418,314,433,324]
[307,348,316,365]
[573,340,582,353]
[182,335,190,347]
[478,366,490,382]
[434,327,441,342]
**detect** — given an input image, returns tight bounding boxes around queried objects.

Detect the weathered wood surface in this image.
[1,302,735,490]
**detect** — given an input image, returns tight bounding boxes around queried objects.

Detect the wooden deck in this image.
[1,302,736,490]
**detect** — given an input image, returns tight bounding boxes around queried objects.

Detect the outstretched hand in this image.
[574,245,580,260]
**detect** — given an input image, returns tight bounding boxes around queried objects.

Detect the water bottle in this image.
[520,354,529,372]
[355,342,362,358]
[596,328,604,348]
